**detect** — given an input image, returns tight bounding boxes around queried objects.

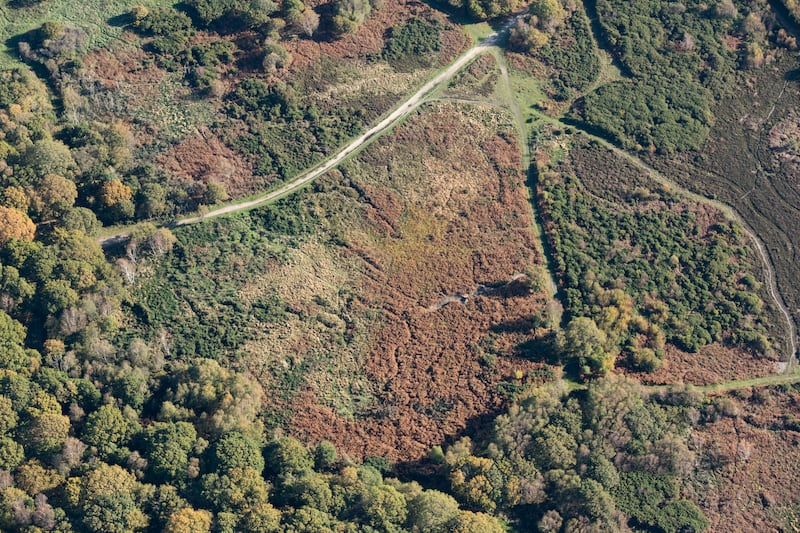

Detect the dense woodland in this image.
[0,0,798,530]
[438,376,713,532]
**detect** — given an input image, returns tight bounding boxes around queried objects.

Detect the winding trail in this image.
[575,131,798,369]
[528,110,799,369]
[483,35,798,370]
[98,14,524,247]
[94,6,799,386]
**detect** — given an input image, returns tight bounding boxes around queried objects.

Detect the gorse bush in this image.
[510,2,600,99]
[571,0,770,152]
[384,18,442,69]
[535,132,773,367]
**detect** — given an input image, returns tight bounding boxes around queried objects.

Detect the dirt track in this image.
[98,15,525,246]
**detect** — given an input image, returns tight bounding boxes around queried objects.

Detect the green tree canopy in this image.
[264,436,312,477]
[83,404,135,458]
[563,316,614,377]
[0,310,32,373]
[209,430,265,474]
[141,421,198,484]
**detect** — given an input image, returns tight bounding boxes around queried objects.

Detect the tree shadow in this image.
[312,2,343,43]
[4,29,51,82]
[7,0,44,8]
[107,13,134,28]
[491,316,536,334]
[494,278,534,298]
[415,0,510,35]
[516,331,561,365]
[525,163,569,330]
[473,277,535,301]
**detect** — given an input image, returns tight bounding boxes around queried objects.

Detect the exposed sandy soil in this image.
[687,386,800,531]
[276,105,551,461]
[627,343,777,386]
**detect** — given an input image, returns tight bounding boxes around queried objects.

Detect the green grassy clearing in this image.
[696,366,800,393]
[507,68,546,123]
[462,20,494,43]
[0,0,173,69]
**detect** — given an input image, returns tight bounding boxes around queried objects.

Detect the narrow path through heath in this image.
[531,111,798,370]
[459,47,798,373]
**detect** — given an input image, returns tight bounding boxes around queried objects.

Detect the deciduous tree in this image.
[35,174,77,219]
[264,436,312,477]
[210,431,264,473]
[0,310,31,372]
[24,412,71,456]
[165,507,213,533]
[0,207,35,245]
[83,404,134,458]
[562,316,613,377]
[407,490,460,533]
[141,421,198,484]
[295,9,320,38]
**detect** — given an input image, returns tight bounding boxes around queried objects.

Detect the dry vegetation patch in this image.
[284,0,468,70]
[271,104,552,460]
[628,344,777,386]
[150,103,553,462]
[769,111,800,168]
[159,131,257,197]
[687,385,800,531]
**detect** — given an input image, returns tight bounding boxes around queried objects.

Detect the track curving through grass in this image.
[98,12,527,247]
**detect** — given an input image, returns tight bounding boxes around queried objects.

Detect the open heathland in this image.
[645,52,800,338]
[4,0,800,530]
[686,383,800,531]
[128,103,555,461]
